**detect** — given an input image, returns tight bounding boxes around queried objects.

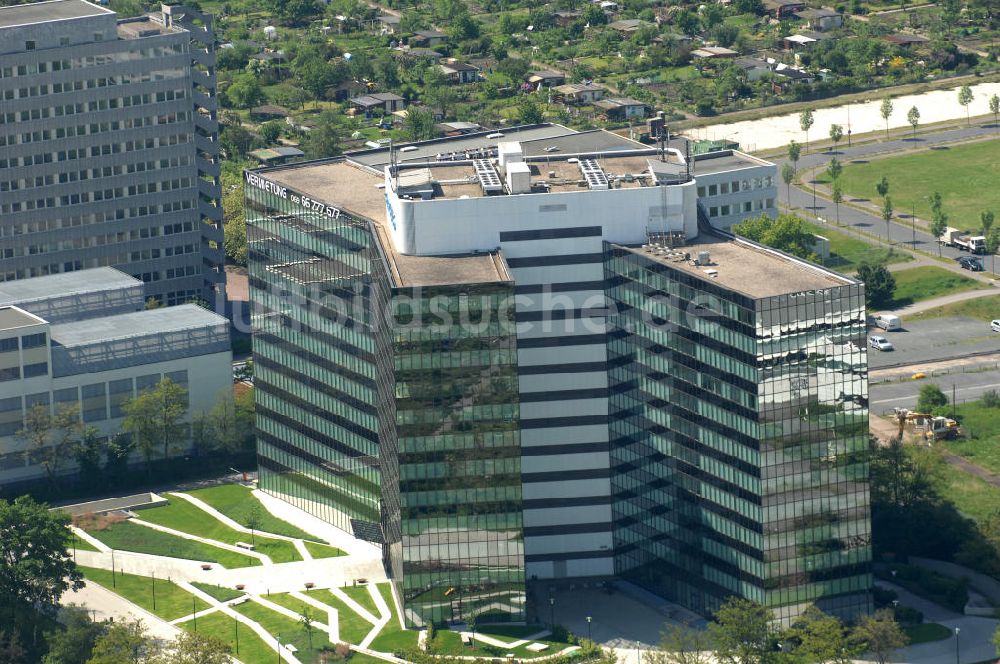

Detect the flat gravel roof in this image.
[0,0,112,28]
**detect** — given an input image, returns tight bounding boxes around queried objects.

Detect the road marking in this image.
[871,380,1000,405]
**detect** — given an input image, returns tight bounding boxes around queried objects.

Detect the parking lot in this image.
[868,316,1000,368]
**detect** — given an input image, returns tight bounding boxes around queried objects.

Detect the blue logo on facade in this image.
[384,193,397,230]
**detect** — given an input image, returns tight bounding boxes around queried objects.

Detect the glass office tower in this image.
[394,283,526,625]
[605,242,872,624]
[246,166,526,627]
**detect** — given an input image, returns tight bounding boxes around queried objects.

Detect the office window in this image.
[0,338,17,353]
[25,41,35,50]
[21,333,46,349]
[136,374,160,392]
[25,392,49,409]
[23,362,47,378]
[0,366,19,381]
[82,383,107,422]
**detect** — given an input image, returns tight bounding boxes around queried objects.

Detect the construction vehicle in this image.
[938,227,986,254]
[891,408,961,441]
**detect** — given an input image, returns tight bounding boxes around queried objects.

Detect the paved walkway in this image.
[60,581,181,641]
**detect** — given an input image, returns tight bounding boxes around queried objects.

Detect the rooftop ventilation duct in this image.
[578,159,609,190]
[474,159,502,194]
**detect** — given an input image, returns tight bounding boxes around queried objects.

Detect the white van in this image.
[873,313,902,331]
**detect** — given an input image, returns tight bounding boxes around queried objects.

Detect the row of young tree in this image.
[646,598,909,664]
[13,378,254,495]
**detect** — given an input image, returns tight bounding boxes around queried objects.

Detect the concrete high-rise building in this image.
[245,125,871,626]
[0,0,224,306]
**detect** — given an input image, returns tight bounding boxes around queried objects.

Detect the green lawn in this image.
[341,585,380,619]
[830,138,1000,229]
[266,593,325,624]
[909,294,1000,322]
[137,497,302,564]
[311,590,376,644]
[191,581,246,603]
[477,624,549,640]
[83,520,259,568]
[186,484,321,541]
[944,400,1000,476]
[181,610,275,664]
[80,566,208,621]
[936,455,1000,522]
[802,221,913,274]
[69,532,99,553]
[233,600,331,664]
[905,622,953,644]
[302,540,346,559]
[887,266,984,308]
[368,584,419,653]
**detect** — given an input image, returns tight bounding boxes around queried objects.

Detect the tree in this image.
[86,620,158,664]
[981,210,995,237]
[990,93,1000,130]
[856,261,896,308]
[781,162,795,206]
[244,504,262,547]
[403,106,435,142]
[828,123,843,152]
[43,607,104,664]
[517,95,544,124]
[732,213,818,261]
[0,631,27,664]
[881,196,893,241]
[875,175,890,200]
[907,105,920,138]
[154,631,230,664]
[0,497,82,634]
[987,228,1000,275]
[204,391,255,455]
[645,623,713,664]
[74,427,106,494]
[799,109,814,152]
[708,597,776,664]
[786,606,858,664]
[303,110,341,159]
[787,140,801,166]
[223,185,247,266]
[929,191,949,255]
[851,609,908,664]
[826,157,842,182]
[917,383,949,413]
[880,97,893,137]
[259,121,283,144]
[958,84,974,126]
[226,73,264,109]
[120,378,188,473]
[17,402,83,486]
[299,608,315,652]
[832,180,843,226]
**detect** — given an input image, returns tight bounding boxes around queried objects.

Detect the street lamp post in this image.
[549,598,555,630]
[955,627,960,664]
[111,550,116,588]
[586,616,592,642]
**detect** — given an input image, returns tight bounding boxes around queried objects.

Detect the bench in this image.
[235,542,256,551]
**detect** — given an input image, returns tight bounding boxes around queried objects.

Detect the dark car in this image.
[959,256,984,271]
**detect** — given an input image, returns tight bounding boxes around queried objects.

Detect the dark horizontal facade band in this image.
[522,495,611,509]
[521,467,610,483]
[518,361,608,375]
[516,333,607,349]
[519,387,609,402]
[520,442,609,457]
[514,308,608,322]
[514,280,607,295]
[525,549,612,563]
[520,414,609,430]
[499,226,602,242]
[505,252,604,268]
[523,522,613,537]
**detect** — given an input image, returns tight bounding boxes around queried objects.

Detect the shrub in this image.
[983,389,1000,408]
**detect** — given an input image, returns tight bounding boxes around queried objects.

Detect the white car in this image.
[869,335,894,352]
[992,320,1000,332]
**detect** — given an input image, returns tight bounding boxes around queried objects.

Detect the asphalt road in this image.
[870,365,1000,413]
[867,316,1000,369]
[774,123,1000,263]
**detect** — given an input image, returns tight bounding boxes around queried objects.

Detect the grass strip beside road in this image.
[186,484,321,541]
[80,565,208,621]
[801,221,913,274]
[180,610,274,664]
[887,266,983,308]
[138,497,302,564]
[83,520,259,568]
[908,295,1000,322]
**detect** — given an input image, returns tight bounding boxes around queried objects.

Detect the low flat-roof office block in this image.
[246,124,869,625]
[0,0,224,305]
[0,268,231,491]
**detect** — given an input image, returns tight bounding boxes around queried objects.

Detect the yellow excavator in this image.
[892,408,960,441]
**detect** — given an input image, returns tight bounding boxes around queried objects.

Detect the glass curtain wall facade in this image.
[605,244,872,624]
[245,184,393,544]
[393,284,526,626]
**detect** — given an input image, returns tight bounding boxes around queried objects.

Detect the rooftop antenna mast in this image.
[388,139,398,191]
